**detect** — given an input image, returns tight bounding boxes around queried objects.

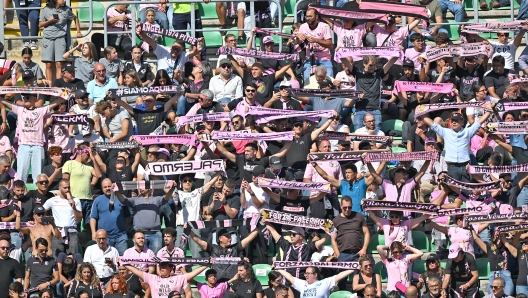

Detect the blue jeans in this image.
[438,0,464,22]
[108,233,128,255]
[56,280,66,298]
[139,8,169,29]
[303,59,334,81]
[10,232,22,250]
[159,198,176,228]
[519,0,528,20]
[17,145,44,183]
[177,95,193,116]
[172,12,204,38]
[517,285,528,296]
[337,252,359,290]
[80,200,93,231]
[488,270,514,296]
[518,187,528,207]
[12,0,41,43]
[447,163,470,182]
[176,226,206,258]
[354,109,382,131]
[144,231,162,254]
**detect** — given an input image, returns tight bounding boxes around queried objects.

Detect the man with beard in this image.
[69,89,101,134]
[0,233,22,298]
[421,277,444,298]
[83,229,119,284]
[203,179,241,243]
[122,230,156,273]
[353,113,387,150]
[24,238,60,293]
[227,82,261,117]
[16,206,60,256]
[393,59,421,119]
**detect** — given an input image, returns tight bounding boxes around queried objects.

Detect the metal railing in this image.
[103,0,285,52]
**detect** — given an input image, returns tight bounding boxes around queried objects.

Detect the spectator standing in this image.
[170,2,204,38]
[278,266,355,297]
[24,238,60,296]
[485,56,513,99]
[442,243,479,298]
[26,174,54,206]
[42,147,63,191]
[91,0,133,60]
[0,234,23,298]
[83,230,119,285]
[12,0,40,50]
[378,241,424,293]
[38,0,81,80]
[56,252,83,298]
[95,100,134,145]
[409,0,449,41]
[18,48,48,86]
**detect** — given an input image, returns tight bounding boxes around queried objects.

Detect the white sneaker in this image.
[23,42,30,48]
[30,41,38,50]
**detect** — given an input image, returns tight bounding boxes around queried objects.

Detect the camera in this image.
[41,216,54,224]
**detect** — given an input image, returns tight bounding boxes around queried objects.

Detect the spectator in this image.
[455,54,488,101]
[123,45,155,87]
[95,100,134,143]
[171,2,204,39]
[122,231,156,273]
[483,278,514,298]
[99,47,124,85]
[156,227,184,272]
[18,48,48,86]
[173,61,211,115]
[487,28,526,71]
[12,0,39,49]
[409,0,449,41]
[52,63,86,91]
[215,34,255,72]
[69,89,101,135]
[42,146,63,191]
[91,0,133,60]
[138,1,169,29]
[0,234,23,298]
[87,63,119,104]
[90,179,129,255]
[229,260,264,297]
[421,276,444,298]
[442,243,479,298]
[367,210,431,246]
[104,274,134,298]
[354,113,386,150]
[45,101,71,157]
[278,266,355,297]
[411,138,447,202]
[63,42,99,88]
[485,56,513,99]
[263,79,302,111]
[83,229,119,285]
[262,272,294,298]
[24,238,60,295]
[26,174,54,206]
[512,237,528,296]
[56,252,83,298]
[352,256,382,298]
[405,34,430,72]
[66,263,103,298]
[209,58,244,103]
[378,241,424,293]
[119,71,144,107]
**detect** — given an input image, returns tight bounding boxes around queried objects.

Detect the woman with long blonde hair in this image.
[67,263,103,298]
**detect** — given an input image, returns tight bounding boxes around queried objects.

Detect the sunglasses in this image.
[220,64,232,69]
[289,233,299,237]
[245,89,256,93]
[233,121,240,124]
[293,123,303,127]
[279,86,288,90]
[171,46,182,52]
[342,206,351,210]
[37,181,48,185]
[392,251,402,255]
[363,264,372,268]
[0,246,10,250]
[182,179,192,183]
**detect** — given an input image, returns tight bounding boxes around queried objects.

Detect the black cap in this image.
[22,70,35,80]
[465,55,478,61]
[75,89,89,99]
[358,140,372,150]
[394,167,408,174]
[426,254,440,262]
[338,140,351,145]
[62,63,75,73]
[217,228,236,238]
[318,79,334,89]
[270,156,282,170]
[451,112,464,121]
[167,291,181,298]
[34,206,46,214]
[293,118,303,126]
[251,165,265,176]
[403,59,415,68]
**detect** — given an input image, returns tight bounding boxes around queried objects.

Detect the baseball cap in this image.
[394,167,408,174]
[62,63,75,73]
[403,59,415,68]
[75,89,89,99]
[269,156,283,170]
[293,119,304,126]
[279,80,292,88]
[426,254,440,262]
[217,228,236,238]
[251,165,265,176]
[167,291,181,298]
[34,206,46,215]
[262,36,274,44]
[318,79,334,89]
[425,137,436,144]
[448,243,462,259]
[338,140,351,146]
[218,58,231,66]
[22,70,35,80]
[465,56,478,61]
[451,113,464,121]
[156,148,170,158]
[288,226,305,235]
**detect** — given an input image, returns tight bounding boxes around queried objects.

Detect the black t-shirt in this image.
[419,272,445,293]
[197,101,224,115]
[243,72,275,105]
[270,97,303,111]
[285,134,312,169]
[277,196,311,230]
[208,193,241,221]
[206,242,244,281]
[107,166,134,198]
[26,255,58,287]
[487,243,509,271]
[42,164,62,191]
[56,252,83,280]
[0,257,23,298]
[68,280,103,298]
[484,69,512,99]
[277,236,317,278]
[455,63,485,101]
[4,196,36,222]
[26,189,54,207]
[352,67,386,110]
[52,78,85,90]
[512,146,528,182]
[133,108,166,135]
[408,124,437,152]
[235,155,270,183]
[517,249,528,286]
[398,74,421,105]
[445,252,477,283]
[126,274,144,298]
[229,278,263,298]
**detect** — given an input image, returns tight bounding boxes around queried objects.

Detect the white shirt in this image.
[153,46,191,77]
[353,127,385,148]
[293,276,336,298]
[310,246,334,262]
[489,40,517,70]
[43,196,81,227]
[175,188,203,226]
[243,183,269,214]
[208,74,244,101]
[465,96,499,124]
[83,244,119,279]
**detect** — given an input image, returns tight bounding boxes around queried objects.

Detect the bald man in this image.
[406,285,419,298]
[86,63,118,104]
[90,178,129,255]
[83,229,119,284]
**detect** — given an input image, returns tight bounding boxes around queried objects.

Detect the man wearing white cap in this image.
[264,79,303,112]
[442,243,479,298]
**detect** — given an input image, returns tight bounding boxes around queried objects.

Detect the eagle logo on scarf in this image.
[261,209,271,219]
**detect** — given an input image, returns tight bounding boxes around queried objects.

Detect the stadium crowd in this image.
[2,0,528,297]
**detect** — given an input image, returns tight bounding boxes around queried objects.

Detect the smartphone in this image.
[105,257,111,263]
[52,13,59,19]
[41,216,53,224]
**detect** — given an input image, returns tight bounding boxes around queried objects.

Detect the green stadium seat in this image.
[284,0,296,17]
[440,259,447,269]
[444,19,460,41]
[412,259,427,279]
[198,3,218,19]
[391,146,408,153]
[202,31,224,48]
[373,261,388,283]
[86,240,96,247]
[26,183,37,192]
[329,291,356,298]
[185,249,192,257]
[367,234,385,254]
[476,258,490,280]
[253,264,272,284]
[464,0,474,10]
[127,239,134,249]
[77,1,105,22]
[381,119,404,140]
[192,265,207,283]
[412,231,430,252]
[164,37,176,47]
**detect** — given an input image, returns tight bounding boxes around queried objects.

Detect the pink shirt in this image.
[372,25,409,65]
[383,255,412,292]
[233,99,260,118]
[304,161,343,197]
[470,134,496,156]
[0,135,13,156]
[106,8,132,38]
[382,178,416,217]
[143,273,188,298]
[448,226,475,256]
[334,70,355,90]
[197,282,228,298]
[404,45,430,71]
[48,113,71,153]
[157,246,185,274]
[299,22,332,61]
[122,247,156,272]
[12,105,50,146]
[333,22,365,48]
[381,219,411,246]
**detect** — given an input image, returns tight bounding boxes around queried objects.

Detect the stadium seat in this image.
[192,265,207,283]
[329,291,356,298]
[412,231,430,252]
[202,31,224,48]
[198,3,218,19]
[444,19,460,41]
[464,0,474,10]
[86,240,96,247]
[77,2,105,22]
[373,261,388,282]
[185,249,192,257]
[284,0,296,17]
[381,119,404,141]
[26,183,37,192]
[391,146,408,153]
[253,264,272,284]
[476,258,490,280]
[412,259,427,278]
[367,234,385,254]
